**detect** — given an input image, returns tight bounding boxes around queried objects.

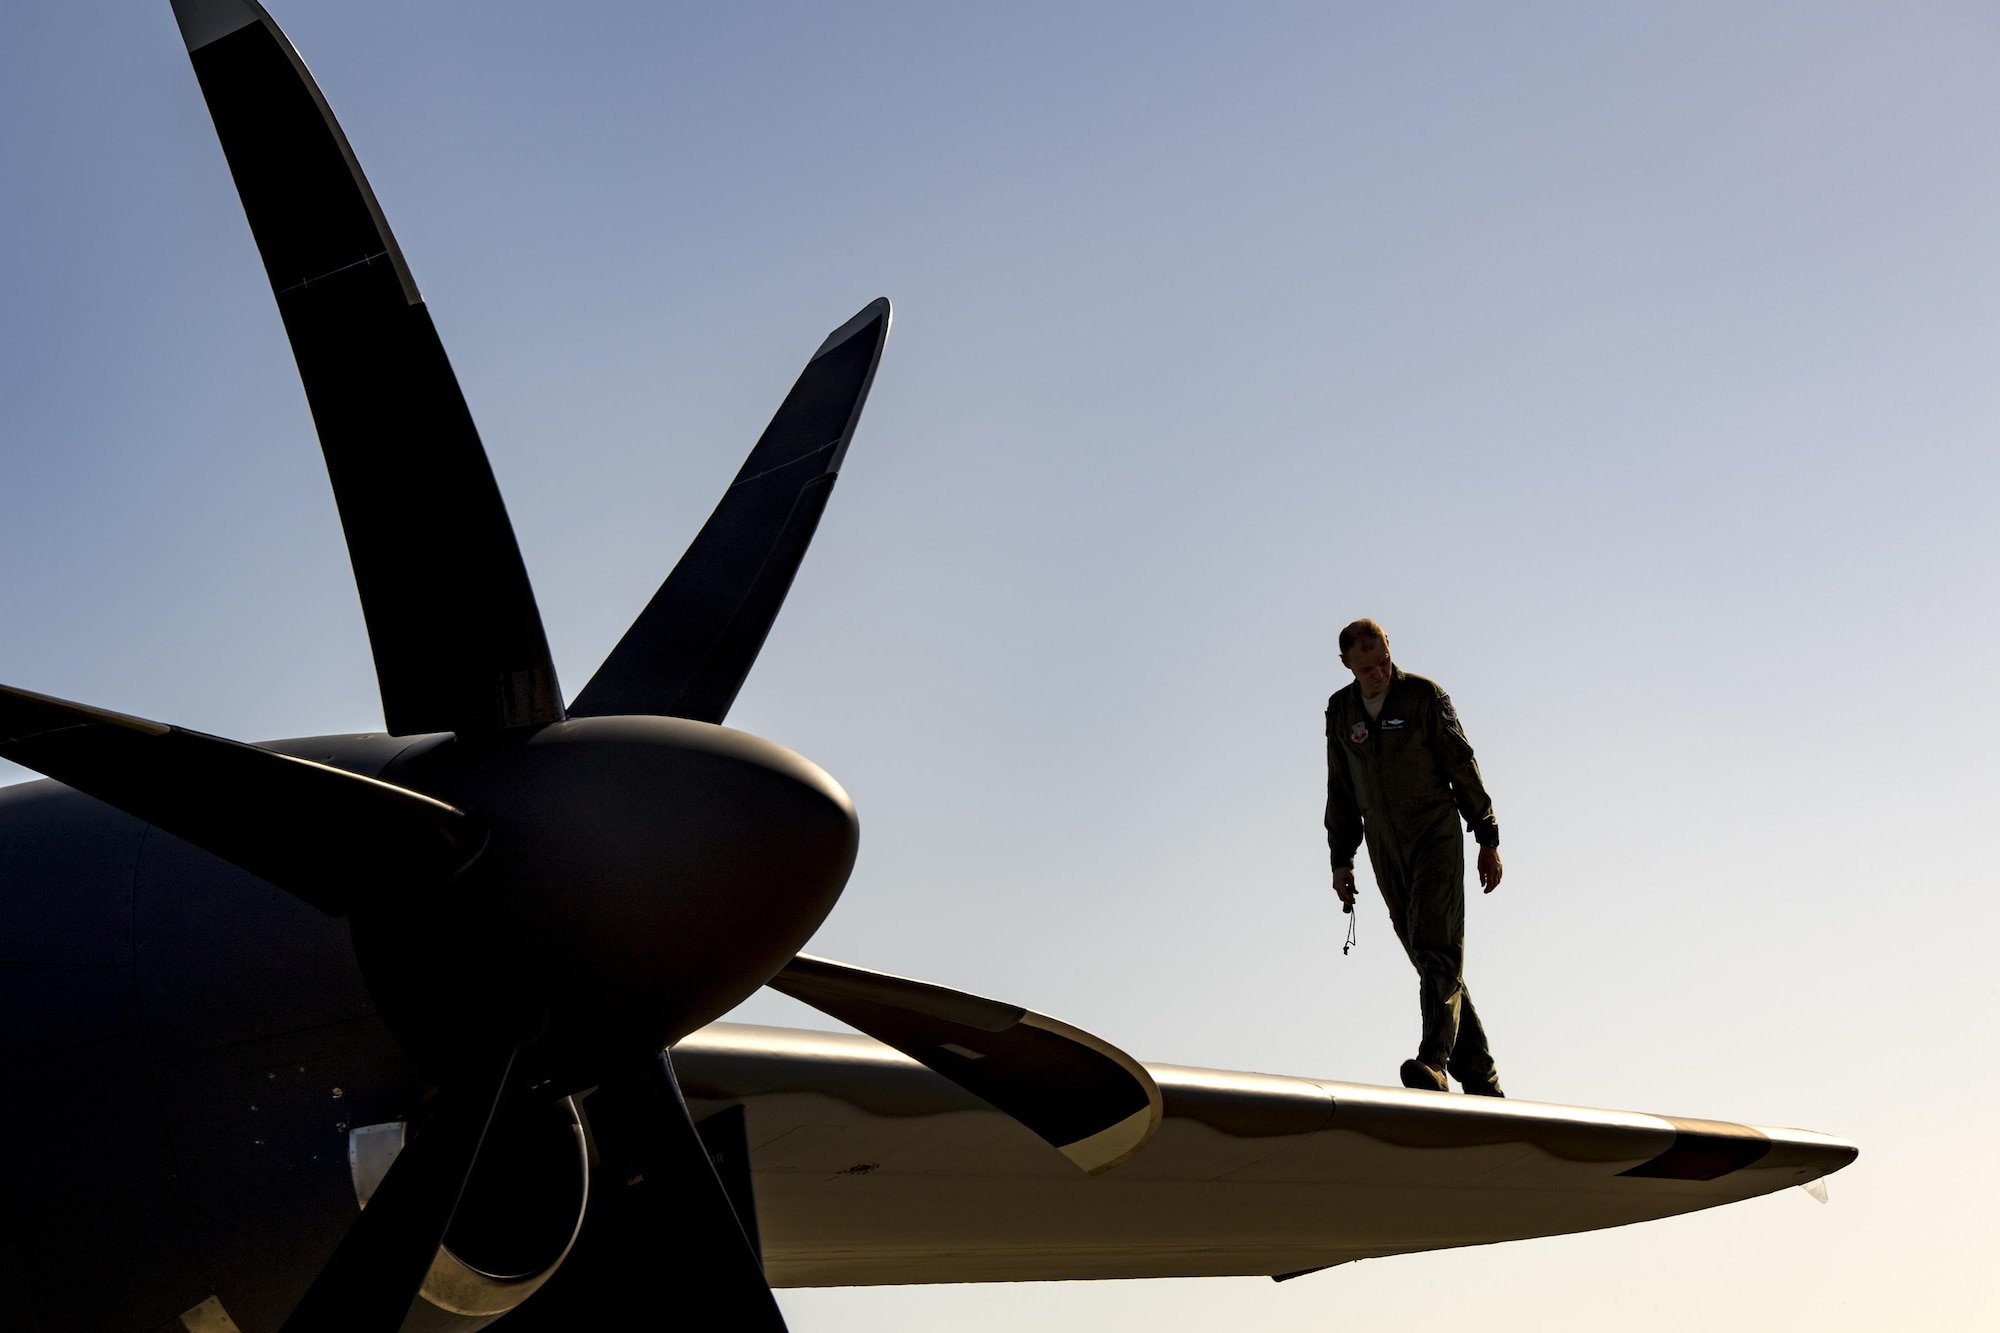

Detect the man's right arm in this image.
[1325,704,1363,902]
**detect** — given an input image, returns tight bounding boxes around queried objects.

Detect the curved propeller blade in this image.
[499,1051,787,1331]
[568,300,892,724]
[0,683,483,914]
[172,0,562,736]
[281,1045,521,1333]
[769,954,1163,1174]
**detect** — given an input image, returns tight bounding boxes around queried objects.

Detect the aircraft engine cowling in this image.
[349,1094,589,1330]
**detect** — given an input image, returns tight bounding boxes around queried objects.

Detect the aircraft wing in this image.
[674,1023,1855,1286]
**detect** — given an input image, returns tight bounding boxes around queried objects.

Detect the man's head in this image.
[1338,618,1393,695]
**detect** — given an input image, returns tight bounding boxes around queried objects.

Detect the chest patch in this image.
[1348,721,1369,744]
[1381,717,1406,731]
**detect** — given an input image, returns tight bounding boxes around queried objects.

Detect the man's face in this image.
[1341,637,1393,694]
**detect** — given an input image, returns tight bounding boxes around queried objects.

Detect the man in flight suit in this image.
[1326,619,1506,1096]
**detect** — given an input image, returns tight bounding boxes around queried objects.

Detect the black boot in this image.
[1456,1071,1505,1098]
[1399,1058,1448,1092]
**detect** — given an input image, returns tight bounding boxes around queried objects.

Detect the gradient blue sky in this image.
[4,2,1997,1327]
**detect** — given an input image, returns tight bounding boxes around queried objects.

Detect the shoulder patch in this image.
[1438,694,1458,723]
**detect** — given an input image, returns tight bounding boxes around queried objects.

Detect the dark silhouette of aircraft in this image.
[0,3,1855,1330]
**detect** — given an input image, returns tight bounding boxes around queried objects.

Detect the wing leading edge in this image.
[673,1023,1856,1287]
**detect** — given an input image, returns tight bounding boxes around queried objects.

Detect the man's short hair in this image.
[1338,618,1388,655]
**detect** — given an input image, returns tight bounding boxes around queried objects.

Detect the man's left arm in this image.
[1430,686,1503,892]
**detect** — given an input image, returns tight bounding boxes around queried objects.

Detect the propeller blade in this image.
[769,954,1163,1174]
[172,0,563,736]
[500,1052,787,1331]
[0,683,482,915]
[281,1044,521,1333]
[567,300,892,724]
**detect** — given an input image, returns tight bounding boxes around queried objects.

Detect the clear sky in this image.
[4,2,1997,1328]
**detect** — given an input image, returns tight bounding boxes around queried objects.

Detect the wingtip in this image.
[810,297,892,361]
[171,0,265,52]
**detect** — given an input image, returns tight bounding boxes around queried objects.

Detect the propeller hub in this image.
[355,716,857,1085]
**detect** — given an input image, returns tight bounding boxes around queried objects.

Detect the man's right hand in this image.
[1332,866,1357,910]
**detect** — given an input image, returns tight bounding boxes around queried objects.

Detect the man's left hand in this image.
[1477,844,1503,893]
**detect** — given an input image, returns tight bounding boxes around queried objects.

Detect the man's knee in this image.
[1412,946,1464,989]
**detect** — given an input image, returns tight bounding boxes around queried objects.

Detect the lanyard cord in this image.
[1342,901,1357,955]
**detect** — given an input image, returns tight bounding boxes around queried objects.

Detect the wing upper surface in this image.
[673,1023,1856,1287]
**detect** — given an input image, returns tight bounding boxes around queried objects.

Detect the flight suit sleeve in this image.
[1325,702,1364,869]
[1428,685,1499,847]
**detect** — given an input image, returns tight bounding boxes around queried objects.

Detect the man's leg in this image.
[1371,861,1416,963]
[1448,990,1503,1096]
[1369,843,1453,1092]
[1405,834,1471,1081]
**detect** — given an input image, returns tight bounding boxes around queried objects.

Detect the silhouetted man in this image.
[1325,619,1505,1095]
